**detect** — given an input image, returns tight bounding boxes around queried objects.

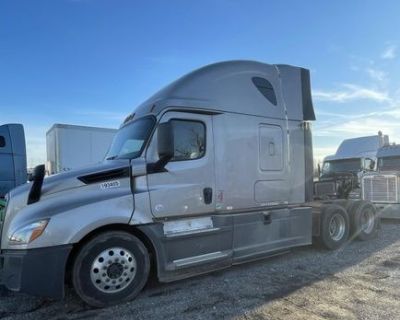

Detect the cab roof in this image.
[377,144,400,158]
[125,60,315,124]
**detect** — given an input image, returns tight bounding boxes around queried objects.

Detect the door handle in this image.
[203,188,213,204]
[263,211,272,224]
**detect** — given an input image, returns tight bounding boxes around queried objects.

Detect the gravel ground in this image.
[1,221,400,320]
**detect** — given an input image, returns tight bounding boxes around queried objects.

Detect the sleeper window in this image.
[170,120,205,161]
[252,77,277,106]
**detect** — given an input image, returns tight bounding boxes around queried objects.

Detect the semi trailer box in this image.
[46,124,117,174]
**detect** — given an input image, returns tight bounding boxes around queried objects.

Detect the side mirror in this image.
[158,121,174,161]
[147,121,174,173]
[369,160,375,170]
[364,158,375,171]
[28,164,45,182]
[27,164,45,204]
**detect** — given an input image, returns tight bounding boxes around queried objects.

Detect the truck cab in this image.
[362,144,400,218]
[314,133,388,200]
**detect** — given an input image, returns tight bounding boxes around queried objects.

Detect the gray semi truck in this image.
[0,61,379,307]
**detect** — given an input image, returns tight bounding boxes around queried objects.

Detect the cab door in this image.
[146,112,215,218]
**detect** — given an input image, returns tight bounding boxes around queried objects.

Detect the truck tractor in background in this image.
[0,124,27,217]
[314,132,389,200]
[0,61,380,307]
[0,124,27,198]
[362,144,400,218]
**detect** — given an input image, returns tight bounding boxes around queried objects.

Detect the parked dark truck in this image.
[0,124,27,199]
[0,61,379,307]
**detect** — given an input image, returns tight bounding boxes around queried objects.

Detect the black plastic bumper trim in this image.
[0,245,72,300]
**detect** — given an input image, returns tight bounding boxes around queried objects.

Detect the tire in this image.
[318,204,350,250]
[351,201,379,241]
[72,231,150,307]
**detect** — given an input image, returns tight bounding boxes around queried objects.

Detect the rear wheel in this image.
[72,231,150,307]
[318,204,350,250]
[351,201,379,241]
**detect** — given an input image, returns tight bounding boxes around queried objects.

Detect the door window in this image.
[170,120,206,161]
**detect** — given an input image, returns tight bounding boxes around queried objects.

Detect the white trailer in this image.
[46,124,117,174]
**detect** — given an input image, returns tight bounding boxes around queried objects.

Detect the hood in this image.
[10,159,130,201]
[2,159,134,250]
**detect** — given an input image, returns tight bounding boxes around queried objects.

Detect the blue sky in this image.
[1,0,400,167]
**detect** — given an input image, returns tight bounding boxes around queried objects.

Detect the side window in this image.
[0,136,5,148]
[170,120,206,161]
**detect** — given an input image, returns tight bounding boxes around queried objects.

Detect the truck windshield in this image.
[378,156,400,171]
[106,117,155,160]
[321,158,361,175]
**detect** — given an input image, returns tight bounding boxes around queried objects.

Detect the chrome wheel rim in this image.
[329,214,346,241]
[361,209,375,234]
[90,247,137,293]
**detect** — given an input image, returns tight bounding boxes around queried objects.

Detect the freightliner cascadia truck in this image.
[0,61,379,307]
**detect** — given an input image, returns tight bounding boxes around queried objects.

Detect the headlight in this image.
[9,220,49,245]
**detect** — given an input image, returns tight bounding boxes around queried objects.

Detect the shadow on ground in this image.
[0,222,399,320]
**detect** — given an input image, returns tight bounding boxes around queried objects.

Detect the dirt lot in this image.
[1,221,400,320]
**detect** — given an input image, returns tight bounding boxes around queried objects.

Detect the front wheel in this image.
[72,231,150,307]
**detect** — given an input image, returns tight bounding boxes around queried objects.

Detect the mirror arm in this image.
[147,155,172,174]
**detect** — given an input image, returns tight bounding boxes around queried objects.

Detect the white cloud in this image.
[313,84,390,103]
[313,146,337,162]
[315,118,395,137]
[313,106,400,160]
[366,68,387,82]
[23,125,49,168]
[381,44,397,60]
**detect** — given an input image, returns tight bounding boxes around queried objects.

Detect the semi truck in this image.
[0,124,27,199]
[362,144,400,218]
[46,124,117,175]
[0,61,380,307]
[314,132,389,200]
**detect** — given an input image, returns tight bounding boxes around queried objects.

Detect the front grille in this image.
[314,181,336,197]
[362,175,398,203]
